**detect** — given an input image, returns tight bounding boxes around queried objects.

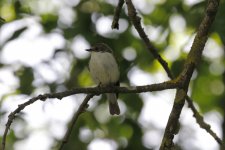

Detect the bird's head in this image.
[86,43,113,53]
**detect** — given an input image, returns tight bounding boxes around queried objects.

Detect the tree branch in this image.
[111,0,124,29]
[59,94,94,150]
[160,0,220,149]
[186,96,223,145]
[1,80,177,150]
[125,0,173,79]
[124,0,222,148]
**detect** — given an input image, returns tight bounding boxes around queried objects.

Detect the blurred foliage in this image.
[0,0,225,150]
[16,67,34,95]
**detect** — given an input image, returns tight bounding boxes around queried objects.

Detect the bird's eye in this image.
[95,47,99,51]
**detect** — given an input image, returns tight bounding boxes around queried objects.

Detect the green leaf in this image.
[41,14,58,32]
[191,60,223,112]
[16,67,34,95]
[122,94,143,116]
[171,59,185,77]
[0,17,5,24]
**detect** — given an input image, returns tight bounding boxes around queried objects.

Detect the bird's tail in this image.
[106,93,120,115]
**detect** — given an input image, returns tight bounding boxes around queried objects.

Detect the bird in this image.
[86,43,120,115]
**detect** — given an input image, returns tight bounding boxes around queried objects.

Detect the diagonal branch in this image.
[1,80,178,150]
[186,96,223,145]
[125,0,173,79]
[160,0,220,149]
[124,0,222,148]
[111,0,124,29]
[59,94,94,150]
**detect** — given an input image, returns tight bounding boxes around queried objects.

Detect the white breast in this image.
[89,52,119,85]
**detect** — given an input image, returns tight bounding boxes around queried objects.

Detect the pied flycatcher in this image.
[86,43,120,115]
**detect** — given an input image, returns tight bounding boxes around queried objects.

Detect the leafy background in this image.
[0,0,224,150]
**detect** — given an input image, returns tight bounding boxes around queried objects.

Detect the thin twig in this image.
[125,0,173,79]
[1,80,178,150]
[186,96,223,145]
[59,94,94,150]
[1,94,52,150]
[111,0,124,29]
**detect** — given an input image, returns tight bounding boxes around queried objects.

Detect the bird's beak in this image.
[86,48,93,52]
